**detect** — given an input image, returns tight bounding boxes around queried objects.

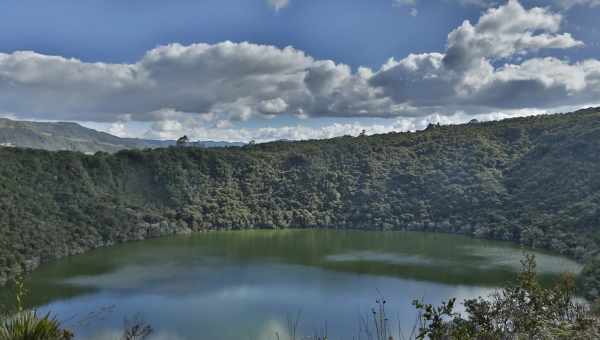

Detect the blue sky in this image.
[1,0,600,141]
[0,0,474,67]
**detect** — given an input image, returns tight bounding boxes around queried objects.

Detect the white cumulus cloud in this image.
[267,0,290,11]
[372,0,598,112]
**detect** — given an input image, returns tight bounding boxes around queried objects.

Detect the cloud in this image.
[141,118,413,142]
[114,106,578,143]
[555,0,600,8]
[258,98,289,114]
[372,0,598,112]
[456,0,498,7]
[267,0,290,11]
[0,0,599,141]
[394,0,417,5]
[395,0,600,10]
[393,0,418,15]
[395,0,497,10]
[0,41,407,124]
[443,0,582,70]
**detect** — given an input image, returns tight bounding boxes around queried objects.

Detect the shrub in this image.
[0,311,73,340]
[0,277,73,340]
[414,255,600,339]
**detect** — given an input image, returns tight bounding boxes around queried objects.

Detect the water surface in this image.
[0,230,582,339]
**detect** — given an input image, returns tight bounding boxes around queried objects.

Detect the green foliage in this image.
[413,298,459,339]
[0,277,73,340]
[2,108,600,301]
[0,311,73,340]
[13,278,25,314]
[415,255,600,339]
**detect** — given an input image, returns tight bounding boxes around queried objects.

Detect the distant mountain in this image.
[0,118,243,153]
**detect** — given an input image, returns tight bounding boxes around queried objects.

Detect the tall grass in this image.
[0,311,74,340]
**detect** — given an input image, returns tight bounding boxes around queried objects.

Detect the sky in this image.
[1,0,600,142]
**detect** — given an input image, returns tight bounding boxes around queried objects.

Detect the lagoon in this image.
[1,230,582,340]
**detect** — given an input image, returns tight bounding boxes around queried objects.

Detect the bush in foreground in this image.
[413,255,600,339]
[0,277,72,340]
[0,311,73,340]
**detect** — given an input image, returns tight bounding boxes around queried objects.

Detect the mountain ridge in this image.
[0,118,243,153]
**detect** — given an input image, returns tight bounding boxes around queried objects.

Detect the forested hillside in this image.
[1,108,600,299]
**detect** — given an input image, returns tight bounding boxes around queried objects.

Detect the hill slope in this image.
[0,118,243,153]
[1,108,600,298]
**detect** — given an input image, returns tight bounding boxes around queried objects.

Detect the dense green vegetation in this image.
[412,255,600,339]
[1,108,600,300]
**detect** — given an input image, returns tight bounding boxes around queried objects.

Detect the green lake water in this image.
[0,230,582,339]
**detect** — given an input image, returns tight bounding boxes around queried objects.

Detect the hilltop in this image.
[0,118,242,153]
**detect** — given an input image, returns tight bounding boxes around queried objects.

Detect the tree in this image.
[176,136,189,147]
